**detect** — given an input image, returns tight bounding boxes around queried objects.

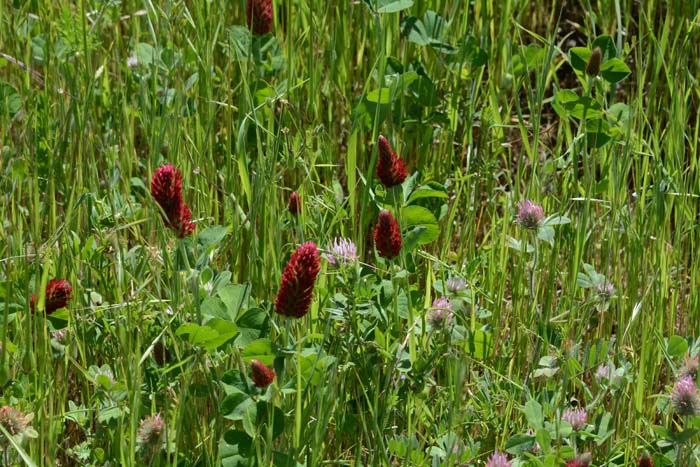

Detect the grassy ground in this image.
[1,0,699,465]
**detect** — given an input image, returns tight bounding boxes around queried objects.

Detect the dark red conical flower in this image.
[30,278,72,314]
[150,164,195,238]
[376,135,407,188]
[250,360,275,388]
[274,242,321,318]
[374,209,402,260]
[565,453,592,467]
[637,451,653,467]
[247,0,273,35]
[288,191,301,216]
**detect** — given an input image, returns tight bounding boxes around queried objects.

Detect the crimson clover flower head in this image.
[151,164,195,238]
[565,453,592,467]
[326,238,358,267]
[637,450,653,467]
[247,0,273,35]
[30,278,72,314]
[374,209,402,260]
[288,191,301,216]
[274,242,321,318]
[671,375,700,416]
[376,135,407,188]
[251,360,275,388]
[562,406,587,431]
[485,451,512,467]
[516,199,545,231]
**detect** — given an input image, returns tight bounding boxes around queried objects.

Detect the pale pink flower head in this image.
[562,406,587,431]
[485,451,512,467]
[326,238,358,267]
[429,297,454,329]
[516,199,545,231]
[671,375,700,416]
[137,413,165,452]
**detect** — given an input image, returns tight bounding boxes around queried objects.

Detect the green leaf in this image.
[0,83,22,117]
[235,307,269,346]
[569,47,591,73]
[366,87,392,104]
[241,338,274,365]
[135,42,157,68]
[198,226,229,250]
[591,35,617,61]
[400,205,439,245]
[585,118,612,148]
[667,335,688,358]
[401,16,430,46]
[224,25,251,61]
[505,434,535,454]
[554,90,603,120]
[201,297,228,320]
[219,283,250,319]
[408,75,438,107]
[523,400,544,430]
[406,186,449,203]
[223,430,252,456]
[463,330,493,359]
[376,0,414,13]
[600,58,631,84]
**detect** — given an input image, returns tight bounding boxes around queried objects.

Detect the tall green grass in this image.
[1,0,699,465]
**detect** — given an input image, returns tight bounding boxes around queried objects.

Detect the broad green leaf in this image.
[505,434,535,454]
[223,430,252,456]
[201,297,228,320]
[198,226,229,250]
[219,283,250,319]
[241,338,274,365]
[591,35,617,61]
[135,42,157,67]
[376,0,414,13]
[585,118,612,148]
[400,205,439,245]
[667,335,688,358]
[0,83,22,117]
[366,87,392,104]
[600,58,631,84]
[554,90,603,120]
[568,47,591,73]
[464,330,493,359]
[523,400,544,429]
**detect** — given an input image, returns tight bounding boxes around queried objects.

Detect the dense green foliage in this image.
[1,0,699,466]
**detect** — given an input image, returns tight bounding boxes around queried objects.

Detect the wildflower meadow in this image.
[1,0,699,466]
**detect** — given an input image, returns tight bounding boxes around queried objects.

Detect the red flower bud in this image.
[374,210,402,260]
[638,451,653,467]
[565,453,592,467]
[274,242,321,318]
[30,278,72,314]
[151,164,195,238]
[376,135,407,188]
[288,191,301,216]
[250,360,275,388]
[247,0,273,35]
